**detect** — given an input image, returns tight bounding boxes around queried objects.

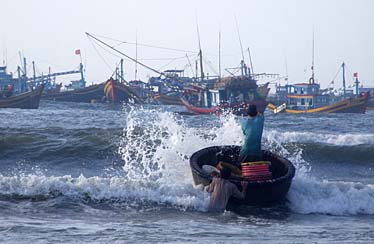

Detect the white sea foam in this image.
[0,174,208,210]
[117,108,374,215]
[265,130,374,146]
[117,108,243,211]
[288,178,374,215]
[1,107,373,215]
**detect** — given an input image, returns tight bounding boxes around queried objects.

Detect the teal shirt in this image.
[240,115,264,157]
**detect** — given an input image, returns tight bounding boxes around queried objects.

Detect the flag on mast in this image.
[75,49,81,55]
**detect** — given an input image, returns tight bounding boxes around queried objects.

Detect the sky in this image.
[1,0,374,91]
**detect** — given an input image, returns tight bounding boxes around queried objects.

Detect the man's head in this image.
[247,104,258,117]
[220,167,232,179]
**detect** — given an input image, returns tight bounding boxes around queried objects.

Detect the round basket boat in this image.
[190,145,296,206]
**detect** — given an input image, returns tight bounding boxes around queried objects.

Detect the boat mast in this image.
[218,29,221,79]
[195,60,198,80]
[32,61,36,85]
[120,59,124,83]
[354,73,359,97]
[2,48,7,66]
[284,56,289,84]
[342,62,346,97]
[186,54,195,78]
[135,29,138,81]
[23,57,27,78]
[48,67,51,86]
[235,16,247,77]
[196,19,204,81]
[310,32,315,84]
[78,63,85,87]
[247,47,254,75]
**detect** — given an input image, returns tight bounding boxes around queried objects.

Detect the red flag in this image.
[353,72,358,78]
[75,49,81,55]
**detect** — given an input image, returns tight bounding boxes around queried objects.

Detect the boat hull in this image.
[190,145,295,206]
[182,98,268,116]
[0,85,44,109]
[153,93,183,105]
[42,80,141,104]
[43,83,105,103]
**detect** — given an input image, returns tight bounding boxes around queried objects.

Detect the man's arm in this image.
[230,181,248,199]
[206,178,216,193]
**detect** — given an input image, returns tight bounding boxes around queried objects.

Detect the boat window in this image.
[301,98,305,105]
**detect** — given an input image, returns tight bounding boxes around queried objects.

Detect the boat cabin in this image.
[286,83,331,109]
[0,66,28,94]
[184,76,261,108]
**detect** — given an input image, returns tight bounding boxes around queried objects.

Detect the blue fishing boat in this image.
[268,63,370,114]
[0,64,44,109]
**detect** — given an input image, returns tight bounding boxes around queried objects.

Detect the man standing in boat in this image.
[239,104,264,163]
[207,167,248,212]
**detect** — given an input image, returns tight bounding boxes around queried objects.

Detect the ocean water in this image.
[0,101,373,243]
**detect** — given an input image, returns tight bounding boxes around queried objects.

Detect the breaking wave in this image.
[266,130,374,146]
[1,107,373,215]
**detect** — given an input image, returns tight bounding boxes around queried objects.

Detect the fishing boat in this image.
[43,78,141,104]
[0,84,44,109]
[147,70,195,105]
[181,76,269,115]
[268,63,370,114]
[268,91,369,114]
[190,145,295,206]
[0,63,44,109]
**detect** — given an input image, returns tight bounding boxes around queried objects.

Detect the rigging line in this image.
[84,49,87,71]
[218,29,221,78]
[25,54,68,71]
[234,15,245,63]
[284,55,288,82]
[92,33,196,53]
[202,57,218,76]
[311,30,315,80]
[344,64,356,85]
[110,60,129,85]
[135,30,139,80]
[90,36,124,60]
[138,56,186,61]
[225,68,240,76]
[87,36,114,73]
[185,54,195,78]
[156,57,181,73]
[247,47,254,74]
[88,38,116,72]
[195,15,204,80]
[110,66,118,80]
[330,64,342,85]
[86,32,162,75]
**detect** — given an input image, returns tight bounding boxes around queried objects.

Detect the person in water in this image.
[239,104,264,163]
[207,167,248,212]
